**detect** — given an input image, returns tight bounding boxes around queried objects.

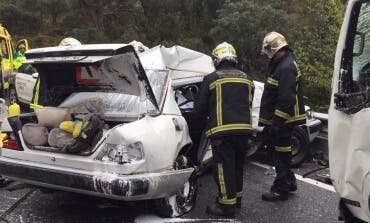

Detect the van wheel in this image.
[339,199,363,223]
[291,126,310,168]
[153,155,197,217]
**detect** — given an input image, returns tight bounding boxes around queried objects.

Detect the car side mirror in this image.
[32,73,39,79]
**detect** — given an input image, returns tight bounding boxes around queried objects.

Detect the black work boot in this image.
[288,173,297,192]
[289,181,297,192]
[236,197,242,209]
[206,202,235,217]
[261,190,288,201]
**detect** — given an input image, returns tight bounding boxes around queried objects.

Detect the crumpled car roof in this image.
[139,45,215,87]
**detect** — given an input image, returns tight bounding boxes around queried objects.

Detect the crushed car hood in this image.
[25,44,158,109]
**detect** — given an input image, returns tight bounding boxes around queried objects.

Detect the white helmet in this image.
[129,40,149,53]
[212,42,238,66]
[261,32,288,58]
[59,37,81,46]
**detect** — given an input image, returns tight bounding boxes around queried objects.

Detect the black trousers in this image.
[211,134,248,206]
[269,125,296,194]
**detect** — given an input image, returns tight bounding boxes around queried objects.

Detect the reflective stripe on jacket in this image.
[194,66,254,137]
[259,51,306,127]
[30,79,43,110]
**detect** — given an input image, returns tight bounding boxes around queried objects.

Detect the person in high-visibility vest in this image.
[13,44,26,71]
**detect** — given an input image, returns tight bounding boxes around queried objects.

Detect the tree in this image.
[293,0,345,111]
[45,0,68,25]
[211,0,297,80]
[79,0,106,33]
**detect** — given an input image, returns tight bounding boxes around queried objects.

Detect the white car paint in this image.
[0,44,194,203]
[2,44,321,206]
[15,71,37,104]
[329,0,370,222]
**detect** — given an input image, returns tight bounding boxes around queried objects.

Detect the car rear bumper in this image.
[0,157,194,201]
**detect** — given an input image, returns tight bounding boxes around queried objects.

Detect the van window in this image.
[335,2,370,114]
[353,3,370,83]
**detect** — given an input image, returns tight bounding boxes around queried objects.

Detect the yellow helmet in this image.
[212,42,238,66]
[261,32,288,58]
[59,37,81,46]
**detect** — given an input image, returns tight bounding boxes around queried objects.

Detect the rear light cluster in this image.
[3,139,21,150]
[1,133,21,151]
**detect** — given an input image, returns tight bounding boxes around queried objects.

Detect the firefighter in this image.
[194,42,254,217]
[30,37,82,109]
[13,43,26,70]
[259,32,306,201]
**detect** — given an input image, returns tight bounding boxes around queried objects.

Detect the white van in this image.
[329,0,370,222]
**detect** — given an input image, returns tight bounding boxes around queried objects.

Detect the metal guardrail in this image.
[312,112,328,139]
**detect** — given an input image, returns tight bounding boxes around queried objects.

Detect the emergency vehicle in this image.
[0,24,29,104]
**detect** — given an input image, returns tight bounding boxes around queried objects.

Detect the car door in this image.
[15,69,37,104]
[329,1,370,221]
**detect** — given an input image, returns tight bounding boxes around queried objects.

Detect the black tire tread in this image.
[291,126,310,168]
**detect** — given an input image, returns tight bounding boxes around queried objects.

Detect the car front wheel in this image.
[291,126,310,168]
[153,155,198,218]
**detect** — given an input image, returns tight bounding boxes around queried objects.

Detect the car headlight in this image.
[97,142,144,164]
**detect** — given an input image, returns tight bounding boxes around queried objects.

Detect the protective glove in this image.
[270,114,285,140]
[261,126,274,148]
[262,126,270,138]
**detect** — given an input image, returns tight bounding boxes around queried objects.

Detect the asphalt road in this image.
[0,157,338,223]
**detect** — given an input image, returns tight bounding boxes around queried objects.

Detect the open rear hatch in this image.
[4,44,159,155]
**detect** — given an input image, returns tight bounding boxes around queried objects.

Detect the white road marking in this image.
[134,214,241,223]
[250,161,336,192]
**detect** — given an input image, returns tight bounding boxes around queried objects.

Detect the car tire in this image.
[291,126,310,168]
[153,155,198,218]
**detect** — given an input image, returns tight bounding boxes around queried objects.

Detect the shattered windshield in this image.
[146,69,169,109]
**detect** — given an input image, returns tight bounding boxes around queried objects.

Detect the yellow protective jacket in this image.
[13,51,26,70]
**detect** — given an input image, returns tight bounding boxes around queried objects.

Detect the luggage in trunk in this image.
[8,111,104,155]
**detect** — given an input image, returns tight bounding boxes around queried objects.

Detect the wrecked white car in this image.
[0,44,322,218]
[0,44,198,217]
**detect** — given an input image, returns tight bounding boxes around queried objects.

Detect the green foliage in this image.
[0,3,42,35]
[293,0,345,111]
[0,0,346,110]
[211,0,297,80]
